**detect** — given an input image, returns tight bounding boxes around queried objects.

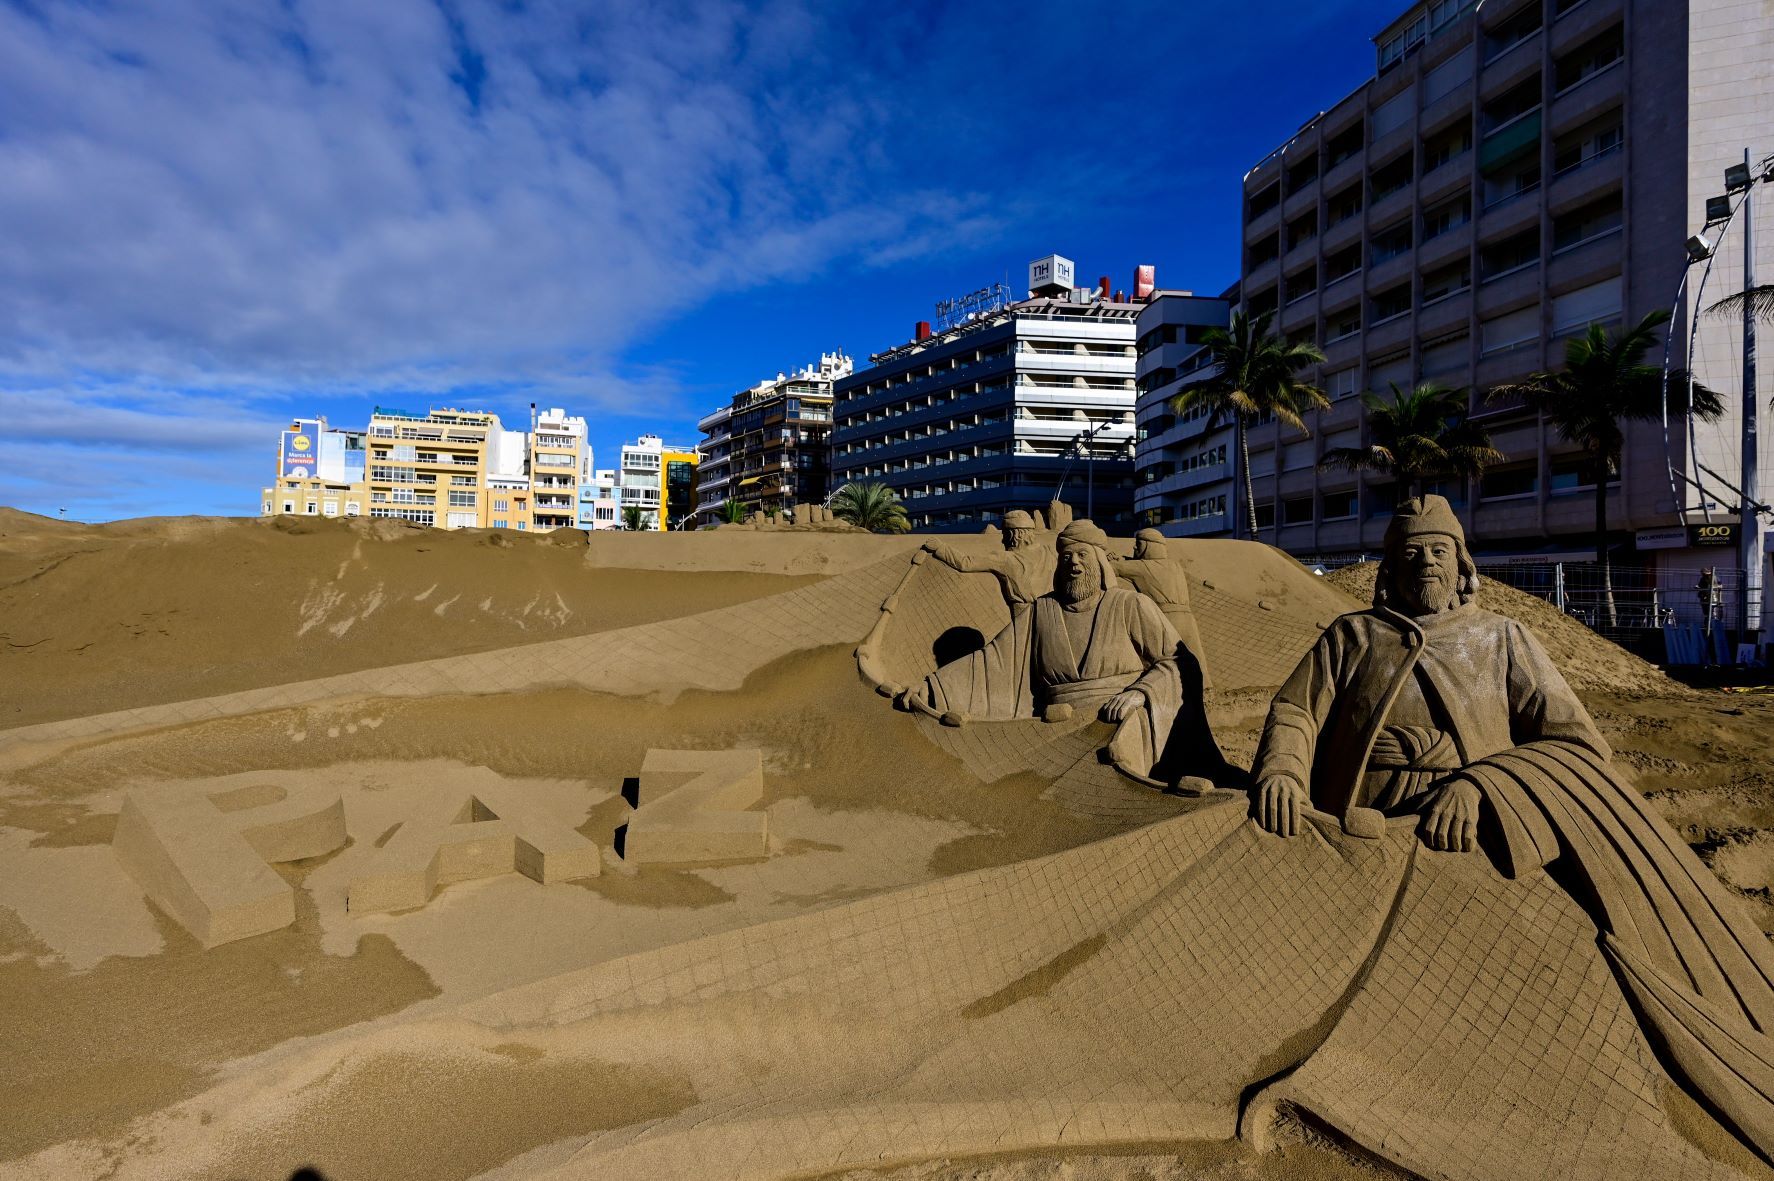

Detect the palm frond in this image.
[829,481,910,534]
[1705,284,1774,323]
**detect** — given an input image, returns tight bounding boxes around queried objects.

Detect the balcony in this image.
[1547,230,1624,289]
[1417,220,1474,271]
[1364,312,1413,355]
[1548,59,1623,131]
[1367,183,1415,229]
[1550,1,1624,57]
[1418,289,1473,339]
[1321,149,1364,196]
[1475,263,1542,315]
[1547,144,1622,212]
[1283,183,1319,222]
[1322,215,1364,257]
[1475,342,1543,391]
[1419,86,1473,140]
[1479,188,1542,240]
[1418,156,1472,206]
[1244,202,1282,241]
[1478,31,1542,97]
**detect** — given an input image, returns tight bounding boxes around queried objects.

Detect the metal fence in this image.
[1301,553,1759,666]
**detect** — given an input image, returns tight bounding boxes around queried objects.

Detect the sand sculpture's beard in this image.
[1394,568,1457,616]
[1058,564,1102,607]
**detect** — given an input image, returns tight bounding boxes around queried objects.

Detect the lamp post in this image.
[1722,151,1764,640]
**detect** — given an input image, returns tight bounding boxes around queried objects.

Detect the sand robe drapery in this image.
[912,585,1183,778]
[1255,603,1774,1161]
[474,798,1760,1181]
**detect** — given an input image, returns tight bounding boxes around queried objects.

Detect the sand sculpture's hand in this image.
[1098,689,1144,723]
[1420,776,1481,852]
[1254,775,1306,837]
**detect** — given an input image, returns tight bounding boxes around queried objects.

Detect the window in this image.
[1282,496,1315,525]
[448,490,477,507]
[1369,152,1414,201]
[1249,232,1280,266]
[1325,244,1363,284]
[1371,221,1413,266]
[1553,114,1623,175]
[1480,229,1540,279]
[1285,265,1318,303]
[345,501,360,517]
[1422,194,1471,239]
[1322,490,1358,519]
[1551,276,1624,334]
[1481,306,1540,353]
[1254,502,1276,529]
[1482,159,1541,207]
[1483,2,1542,62]
[1552,193,1622,252]
[282,500,295,514]
[446,511,477,528]
[1248,181,1281,218]
[1326,368,1359,400]
[451,475,476,486]
[1327,306,1363,343]
[322,500,338,517]
[1327,183,1363,226]
[1371,283,1412,323]
[1554,25,1622,92]
[1480,463,1539,499]
[305,501,318,515]
[1326,123,1364,168]
[1550,455,1617,492]
[1422,120,1473,171]
[1286,153,1319,195]
[1421,260,1471,303]
[1286,210,1318,250]
[1481,75,1542,134]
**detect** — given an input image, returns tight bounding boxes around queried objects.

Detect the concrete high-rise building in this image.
[1216,0,1772,589]
[528,407,589,532]
[1132,290,1237,532]
[829,257,1145,532]
[697,352,852,520]
[260,416,368,520]
[619,434,699,530]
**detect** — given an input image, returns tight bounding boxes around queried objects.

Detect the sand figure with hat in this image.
[1253,494,1774,1160]
[896,519,1187,782]
[919,509,1056,616]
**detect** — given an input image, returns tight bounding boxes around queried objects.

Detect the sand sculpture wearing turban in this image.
[1253,495,1774,1157]
[896,519,1185,780]
[920,509,1056,613]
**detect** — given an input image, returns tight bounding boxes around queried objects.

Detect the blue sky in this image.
[0,0,1404,521]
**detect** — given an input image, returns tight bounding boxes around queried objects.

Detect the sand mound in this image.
[1323,561,1686,698]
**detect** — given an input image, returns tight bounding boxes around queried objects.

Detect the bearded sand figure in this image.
[895,520,1184,780]
[1252,495,1774,1159]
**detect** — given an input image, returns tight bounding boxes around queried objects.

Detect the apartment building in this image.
[697,352,852,520]
[1132,291,1238,532]
[260,416,367,519]
[619,434,699,530]
[1221,0,1772,578]
[363,406,512,529]
[828,257,1143,532]
[577,469,621,530]
[528,407,589,532]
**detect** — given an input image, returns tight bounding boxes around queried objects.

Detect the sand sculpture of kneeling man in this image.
[1252,494,1774,1157]
[896,520,1184,780]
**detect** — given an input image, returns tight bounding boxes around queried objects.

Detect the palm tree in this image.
[1489,310,1723,627]
[1319,382,1504,503]
[1170,310,1327,539]
[716,499,747,524]
[621,505,648,532]
[829,481,910,534]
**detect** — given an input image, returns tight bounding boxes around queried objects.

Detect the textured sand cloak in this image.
[432,796,1763,1181]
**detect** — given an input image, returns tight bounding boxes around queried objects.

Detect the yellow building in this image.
[364,407,514,529]
[618,434,700,530]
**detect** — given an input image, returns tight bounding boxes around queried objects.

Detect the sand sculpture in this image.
[894,520,1187,784]
[1254,494,1774,1161]
[5,506,1774,1180]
